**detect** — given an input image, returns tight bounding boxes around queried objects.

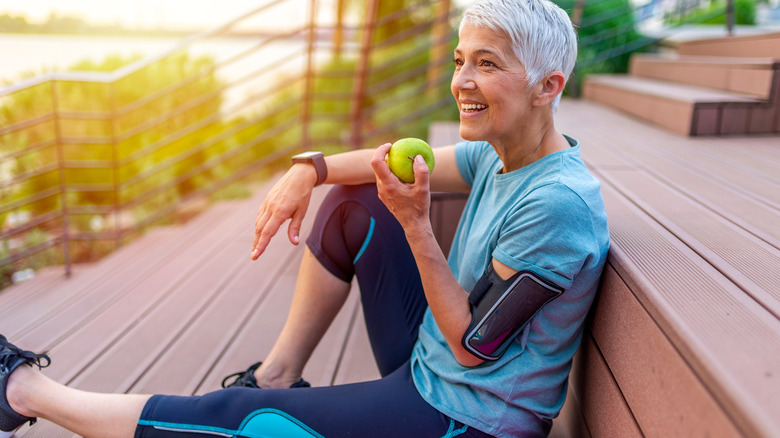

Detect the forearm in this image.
[323,148,377,186]
[405,226,483,367]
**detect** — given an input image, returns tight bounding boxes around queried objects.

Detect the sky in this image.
[0,0,477,31]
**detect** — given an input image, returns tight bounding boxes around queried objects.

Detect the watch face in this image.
[294,151,321,159]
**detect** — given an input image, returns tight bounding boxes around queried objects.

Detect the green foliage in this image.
[665,0,756,25]
[1,0,459,289]
[555,0,649,94]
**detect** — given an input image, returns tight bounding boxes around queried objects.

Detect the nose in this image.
[451,65,477,92]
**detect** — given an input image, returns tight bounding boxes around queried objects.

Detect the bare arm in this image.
[430,145,471,193]
[251,144,468,260]
[370,144,482,366]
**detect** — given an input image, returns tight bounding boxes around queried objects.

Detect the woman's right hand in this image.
[250,163,318,260]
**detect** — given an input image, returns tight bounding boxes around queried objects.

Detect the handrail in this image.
[4,0,727,287]
[0,0,462,287]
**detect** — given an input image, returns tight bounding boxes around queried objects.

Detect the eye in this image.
[479,59,495,67]
[453,58,464,69]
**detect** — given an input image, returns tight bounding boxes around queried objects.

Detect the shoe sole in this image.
[0,429,16,438]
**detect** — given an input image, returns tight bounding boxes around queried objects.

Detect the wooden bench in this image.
[550,100,780,437]
[429,103,780,437]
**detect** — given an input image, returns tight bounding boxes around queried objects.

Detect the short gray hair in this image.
[460,0,577,110]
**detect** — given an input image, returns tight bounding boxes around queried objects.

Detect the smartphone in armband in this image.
[462,264,564,361]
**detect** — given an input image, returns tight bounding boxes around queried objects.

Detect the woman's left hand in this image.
[371,143,432,237]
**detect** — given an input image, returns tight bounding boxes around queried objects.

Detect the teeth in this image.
[462,104,487,110]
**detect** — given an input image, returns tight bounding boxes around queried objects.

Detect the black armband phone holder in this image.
[462,263,564,361]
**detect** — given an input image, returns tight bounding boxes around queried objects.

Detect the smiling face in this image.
[451,24,539,148]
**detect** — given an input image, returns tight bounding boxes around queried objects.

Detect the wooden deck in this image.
[1,98,779,437]
[554,100,780,438]
[0,181,379,438]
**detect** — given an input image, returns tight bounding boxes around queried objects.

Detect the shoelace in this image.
[221,370,252,388]
[0,336,50,374]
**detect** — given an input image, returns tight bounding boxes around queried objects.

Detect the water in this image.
[1,33,199,83]
[0,32,319,115]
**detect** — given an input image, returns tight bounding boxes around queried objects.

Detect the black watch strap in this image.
[292,151,327,186]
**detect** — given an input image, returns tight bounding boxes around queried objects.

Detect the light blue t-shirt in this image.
[410,136,609,437]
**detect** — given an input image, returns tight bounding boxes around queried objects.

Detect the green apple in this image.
[387,138,435,183]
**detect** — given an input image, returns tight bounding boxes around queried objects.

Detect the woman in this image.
[0,0,609,436]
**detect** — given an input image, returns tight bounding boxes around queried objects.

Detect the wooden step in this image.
[630,54,778,98]
[675,31,780,58]
[583,74,776,135]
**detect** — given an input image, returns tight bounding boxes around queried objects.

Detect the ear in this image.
[533,71,566,107]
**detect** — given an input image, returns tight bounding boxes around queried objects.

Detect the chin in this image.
[458,124,484,142]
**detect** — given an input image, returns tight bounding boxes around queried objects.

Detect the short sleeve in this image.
[492,183,599,290]
[455,141,492,188]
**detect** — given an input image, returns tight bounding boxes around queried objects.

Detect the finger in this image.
[287,207,306,246]
[413,155,430,188]
[252,208,270,256]
[371,143,395,181]
[252,215,284,260]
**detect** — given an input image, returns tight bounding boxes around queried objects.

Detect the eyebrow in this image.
[454,48,501,57]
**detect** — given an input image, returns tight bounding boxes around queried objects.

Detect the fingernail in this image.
[251,249,259,258]
[293,235,299,244]
[415,155,424,164]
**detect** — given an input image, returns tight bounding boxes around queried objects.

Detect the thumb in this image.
[413,155,429,187]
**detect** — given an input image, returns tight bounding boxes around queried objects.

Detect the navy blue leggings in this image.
[135,185,491,438]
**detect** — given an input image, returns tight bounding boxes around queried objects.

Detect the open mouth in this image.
[462,103,488,113]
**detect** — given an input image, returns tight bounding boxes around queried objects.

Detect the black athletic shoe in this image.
[0,335,50,434]
[221,361,310,389]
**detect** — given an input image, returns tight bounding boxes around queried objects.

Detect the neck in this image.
[494,114,568,174]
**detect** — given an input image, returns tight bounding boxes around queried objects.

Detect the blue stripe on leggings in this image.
[138,408,324,438]
[352,216,375,264]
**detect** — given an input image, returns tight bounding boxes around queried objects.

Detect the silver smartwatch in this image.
[291,151,327,186]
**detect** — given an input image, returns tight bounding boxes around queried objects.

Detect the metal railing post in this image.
[109,81,122,249]
[333,0,345,61]
[427,0,451,97]
[726,0,735,36]
[303,0,317,151]
[51,80,72,277]
[350,0,380,150]
[569,0,588,98]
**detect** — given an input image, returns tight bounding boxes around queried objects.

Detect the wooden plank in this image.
[0,265,75,316]
[586,75,763,103]
[17,182,333,437]
[583,79,695,135]
[594,165,780,315]
[592,265,741,437]
[675,31,780,58]
[558,100,780,247]
[128,245,303,396]
[573,335,642,438]
[599,183,780,438]
[194,256,303,394]
[566,124,780,313]
[0,201,244,342]
[10,197,264,360]
[630,54,776,98]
